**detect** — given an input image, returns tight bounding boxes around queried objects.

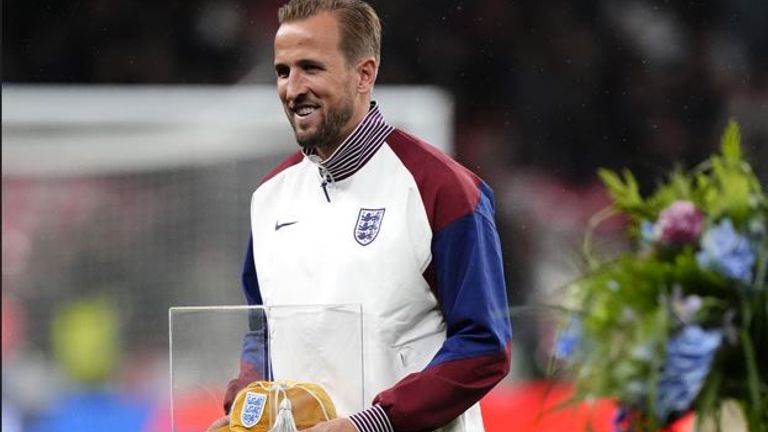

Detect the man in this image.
[211,1,512,431]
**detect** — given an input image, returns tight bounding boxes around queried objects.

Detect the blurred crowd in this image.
[3,0,768,430]
[5,0,767,181]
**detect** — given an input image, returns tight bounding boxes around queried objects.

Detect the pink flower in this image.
[655,200,704,246]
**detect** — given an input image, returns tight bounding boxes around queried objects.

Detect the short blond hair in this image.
[278,0,382,65]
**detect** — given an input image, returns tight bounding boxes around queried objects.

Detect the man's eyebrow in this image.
[274,59,324,67]
[296,59,325,68]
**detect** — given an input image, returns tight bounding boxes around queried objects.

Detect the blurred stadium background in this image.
[2,1,767,431]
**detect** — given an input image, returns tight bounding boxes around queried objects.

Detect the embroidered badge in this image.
[354,208,385,246]
[241,391,267,427]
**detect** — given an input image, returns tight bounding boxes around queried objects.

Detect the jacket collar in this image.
[303,102,394,183]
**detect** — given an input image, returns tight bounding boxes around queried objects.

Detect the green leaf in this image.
[598,168,649,220]
[647,168,694,214]
[707,157,754,223]
[720,119,742,164]
[695,371,722,432]
[740,311,763,427]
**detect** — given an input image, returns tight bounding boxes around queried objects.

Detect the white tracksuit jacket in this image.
[227,103,512,432]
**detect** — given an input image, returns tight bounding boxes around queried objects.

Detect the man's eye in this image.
[275,67,289,78]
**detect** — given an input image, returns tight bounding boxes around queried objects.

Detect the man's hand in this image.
[301,417,357,432]
[205,415,229,432]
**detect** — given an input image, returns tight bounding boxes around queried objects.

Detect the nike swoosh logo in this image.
[275,220,298,231]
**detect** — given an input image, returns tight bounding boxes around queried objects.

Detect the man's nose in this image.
[284,71,307,101]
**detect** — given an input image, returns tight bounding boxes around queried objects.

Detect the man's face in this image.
[274,12,359,153]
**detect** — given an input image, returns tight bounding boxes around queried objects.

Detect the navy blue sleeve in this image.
[242,235,262,307]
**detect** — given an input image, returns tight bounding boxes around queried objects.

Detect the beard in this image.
[290,96,355,152]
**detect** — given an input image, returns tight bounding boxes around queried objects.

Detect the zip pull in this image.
[320,180,331,203]
[316,162,334,203]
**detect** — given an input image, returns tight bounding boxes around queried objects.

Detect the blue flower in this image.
[696,218,756,284]
[640,220,657,247]
[655,325,722,422]
[554,316,581,359]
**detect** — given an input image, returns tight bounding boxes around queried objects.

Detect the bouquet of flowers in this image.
[554,120,767,431]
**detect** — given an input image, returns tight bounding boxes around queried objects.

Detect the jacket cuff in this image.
[349,405,394,432]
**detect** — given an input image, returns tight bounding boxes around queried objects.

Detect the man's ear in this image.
[356,57,377,94]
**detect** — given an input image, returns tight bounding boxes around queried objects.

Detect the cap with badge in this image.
[213,381,337,432]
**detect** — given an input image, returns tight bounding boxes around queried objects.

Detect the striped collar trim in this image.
[303,102,394,182]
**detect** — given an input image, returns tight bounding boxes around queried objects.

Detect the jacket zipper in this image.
[321,180,331,203]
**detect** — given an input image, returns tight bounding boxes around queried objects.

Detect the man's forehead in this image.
[274,12,340,48]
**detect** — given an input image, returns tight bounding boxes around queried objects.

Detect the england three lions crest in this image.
[240,391,266,427]
[354,208,385,246]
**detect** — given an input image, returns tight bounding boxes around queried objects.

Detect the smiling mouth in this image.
[292,105,318,118]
